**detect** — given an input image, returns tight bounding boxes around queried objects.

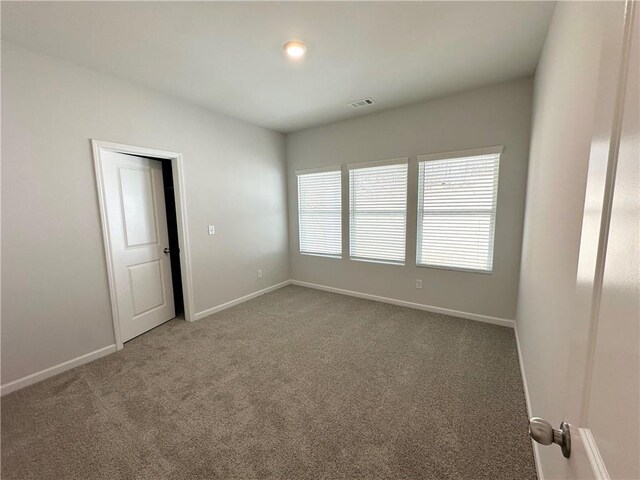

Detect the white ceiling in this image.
[2,1,555,133]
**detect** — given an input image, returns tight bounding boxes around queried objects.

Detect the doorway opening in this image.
[120,153,185,322]
[92,140,195,350]
[160,159,184,317]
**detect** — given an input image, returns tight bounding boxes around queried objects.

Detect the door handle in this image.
[529,417,571,458]
[163,247,170,255]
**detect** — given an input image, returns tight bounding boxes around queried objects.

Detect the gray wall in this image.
[286,78,533,320]
[516,2,616,478]
[1,43,290,384]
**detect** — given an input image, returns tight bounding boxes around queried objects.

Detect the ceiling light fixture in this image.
[283,41,306,59]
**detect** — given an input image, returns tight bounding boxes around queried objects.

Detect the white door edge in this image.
[91,139,195,350]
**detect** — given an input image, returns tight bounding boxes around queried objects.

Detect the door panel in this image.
[128,260,166,316]
[102,151,175,342]
[563,1,639,477]
[119,166,159,247]
[584,2,639,476]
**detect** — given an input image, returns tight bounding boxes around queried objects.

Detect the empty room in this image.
[1,1,638,479]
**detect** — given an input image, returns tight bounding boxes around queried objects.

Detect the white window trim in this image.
[347,157,409,170]
[300,251,342,260]
[417,145,503,163]
[416,146,503,274]
[348,157,409,265]
[296,166,343,259]
[416,262,494,275]
[350,256,406,267]
[295,165,342,175]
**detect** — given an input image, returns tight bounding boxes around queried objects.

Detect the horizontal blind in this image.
[297,169,342,257]
[349,162,407,263]
[417,153,500,272]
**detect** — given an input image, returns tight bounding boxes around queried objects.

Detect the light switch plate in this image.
[416,279,423,289]
[208,225,215,235]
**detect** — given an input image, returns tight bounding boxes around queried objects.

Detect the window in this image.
[349,159,408,264]
[297,168,342,257]
[417,147,501,272]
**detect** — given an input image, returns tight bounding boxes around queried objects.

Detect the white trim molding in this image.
[1,344,117,396]
[1,281,292,395]
[290,280,515,328]
[295,165,341,175]
[515,325,612,480]
[515,325,545,480]
[347,156,409,170]
[191,279,515,327]
[193,280,291,321]
[580,428,611,480]
[417,145,504,163]
[2,280,518,396]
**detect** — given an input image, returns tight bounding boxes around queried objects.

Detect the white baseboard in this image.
[0,279,512,396]
[514,325,544,480]
[1,344,117,396]
[193,280,291,321]
[290,279,515,328]
[0,280,293,395]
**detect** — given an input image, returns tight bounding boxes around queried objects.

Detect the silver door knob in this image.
[529,417,571,458]
[163,247,170,254]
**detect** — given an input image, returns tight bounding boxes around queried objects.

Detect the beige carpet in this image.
[1,285,536,479]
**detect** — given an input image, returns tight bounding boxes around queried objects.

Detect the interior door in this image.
[581,22,639,474]
[101,151,176,342]
[564,1,638,477]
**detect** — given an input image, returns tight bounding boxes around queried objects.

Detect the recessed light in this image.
[283,41,306,59]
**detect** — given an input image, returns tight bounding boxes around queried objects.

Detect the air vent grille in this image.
[349,98,375,109]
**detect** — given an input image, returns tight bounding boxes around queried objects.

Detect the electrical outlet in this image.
[208,225,215,235]
[415,279,423,289]
[257,269,263,279]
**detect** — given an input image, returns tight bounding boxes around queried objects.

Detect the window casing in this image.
[349,160,408,264]
[416,148,501,273]
[297,168,342,258]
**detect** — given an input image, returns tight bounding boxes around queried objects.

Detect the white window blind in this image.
[417,149,501,272]
[297,168,342,257]
[349,161,408,264]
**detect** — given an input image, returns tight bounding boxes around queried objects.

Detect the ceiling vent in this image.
[348,97,375,109]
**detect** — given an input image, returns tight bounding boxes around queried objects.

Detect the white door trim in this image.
[580,428,611,480]
[92,139,195,350]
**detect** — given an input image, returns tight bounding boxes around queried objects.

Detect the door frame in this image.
[91,139,195,350]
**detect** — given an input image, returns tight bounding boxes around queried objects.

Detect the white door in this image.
[101,151,176,342]
[531,2,639,478]
[571,2,639,477]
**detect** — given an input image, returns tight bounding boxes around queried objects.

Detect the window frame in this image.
[347,157,409,266]
[415,146,503,274]
[296,165,343,259]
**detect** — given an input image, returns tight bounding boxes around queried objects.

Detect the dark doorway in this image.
[161,159,184,317]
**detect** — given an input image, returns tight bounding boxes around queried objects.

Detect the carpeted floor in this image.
[1,285,536,479]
